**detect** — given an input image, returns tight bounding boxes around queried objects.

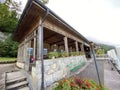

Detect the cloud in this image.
[47,0,120,46]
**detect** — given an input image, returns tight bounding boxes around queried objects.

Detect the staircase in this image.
[5,71,30,90]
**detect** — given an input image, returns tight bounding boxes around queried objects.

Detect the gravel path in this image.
[104,61,120,90]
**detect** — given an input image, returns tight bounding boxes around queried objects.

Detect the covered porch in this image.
[14,0,92,89]
[14,0,91,65]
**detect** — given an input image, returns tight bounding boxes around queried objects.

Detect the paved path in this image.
[104,61,120,90]
[0,64,15,74]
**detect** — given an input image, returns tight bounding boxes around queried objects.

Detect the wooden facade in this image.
[13,0,91,67]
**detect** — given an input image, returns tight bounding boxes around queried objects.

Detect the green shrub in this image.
[70,52,79,56]
[96,49,105,57]
[70,52,76,56]
[48,52,59,59]
[60,52,67,57]
[79,51,84,55]
[52,77,108,90]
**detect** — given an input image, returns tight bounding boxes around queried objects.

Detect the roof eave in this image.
[13,0,90,44]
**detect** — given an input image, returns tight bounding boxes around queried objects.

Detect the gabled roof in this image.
[13,0,90,45]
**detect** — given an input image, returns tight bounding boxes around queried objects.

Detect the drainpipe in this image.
[38,8,49,90]
[90,42,102,87]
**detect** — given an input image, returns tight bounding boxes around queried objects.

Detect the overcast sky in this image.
[2,0,120,46]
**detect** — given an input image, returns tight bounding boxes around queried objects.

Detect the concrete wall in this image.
[31,55,87,89]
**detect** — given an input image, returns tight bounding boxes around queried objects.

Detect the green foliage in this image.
[70,52,76,56]
[70,52,79,56]
[48,52,59,59]
[98,44,115,53]
[0,37,18,57]
[0,0,20,57]
[96,49,105,55]
[52,77,108,90]
[79,51,84,55]
[0,0,19,33]
[0,57,16,63]
[60,52,67,57]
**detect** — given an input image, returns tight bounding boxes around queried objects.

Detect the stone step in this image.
[6,76,26,84]
[6,81,28,90]
[7,71,25,81]
[17,86,30,90]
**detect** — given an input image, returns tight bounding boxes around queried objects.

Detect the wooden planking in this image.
[6,81,28,90]
[7,71,25,80]
[6,76,26,84]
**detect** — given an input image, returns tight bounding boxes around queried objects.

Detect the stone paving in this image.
[104,60,120,90]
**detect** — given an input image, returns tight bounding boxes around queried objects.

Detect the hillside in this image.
[96,43,115,53]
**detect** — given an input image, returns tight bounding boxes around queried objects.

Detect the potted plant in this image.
[60,52,67,57]
[70,52,79,56]
[79,51,84,55]
[70,52,77,56]
[48,52,59,59]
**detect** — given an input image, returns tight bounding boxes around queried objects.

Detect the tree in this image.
[0,36,18,57]
[0,0,20,33]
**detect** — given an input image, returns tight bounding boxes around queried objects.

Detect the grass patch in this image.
[0,57,17,63]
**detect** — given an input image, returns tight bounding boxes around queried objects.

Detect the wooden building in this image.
[13,0,91,71]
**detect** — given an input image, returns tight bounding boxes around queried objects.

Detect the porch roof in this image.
[13,0,90,45]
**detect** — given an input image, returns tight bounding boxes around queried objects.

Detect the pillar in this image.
[64,36,69,56]
[33,31,36,59]
[75,41,79,53]
[81,43,85,53]
[37,24,43,60]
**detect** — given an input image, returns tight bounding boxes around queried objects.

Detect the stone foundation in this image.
[31,55,87,89]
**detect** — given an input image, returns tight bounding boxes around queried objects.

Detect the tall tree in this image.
[0,0,21,33]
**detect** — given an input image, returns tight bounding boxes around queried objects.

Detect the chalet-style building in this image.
[13,0,92,89]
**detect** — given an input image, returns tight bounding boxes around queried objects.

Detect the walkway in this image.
[104,60,120,90]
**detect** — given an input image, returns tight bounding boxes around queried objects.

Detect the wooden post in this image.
[75,41,79,53]
[50,44,52,52]
[81,43,85,53]
[64,36,69,56]
[37,25,43,60]
[33,31,36,59]
[37,24,44,90]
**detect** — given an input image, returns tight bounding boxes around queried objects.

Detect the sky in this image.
[1,0,120,46]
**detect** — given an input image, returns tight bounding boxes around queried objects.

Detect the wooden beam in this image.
[44,33,57,41]
[58,40,75,46]
[50,39,63,45]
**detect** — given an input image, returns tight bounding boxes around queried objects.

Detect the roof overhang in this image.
[13,0,90,44]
